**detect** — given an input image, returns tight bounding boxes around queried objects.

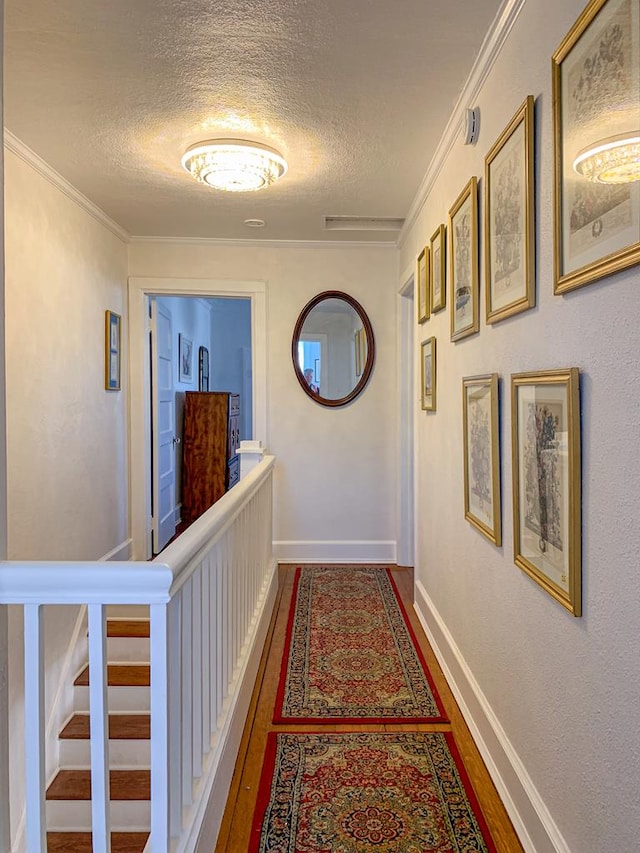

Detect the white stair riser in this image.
[59,739,150,767]
[107,637,150,661]
[74,685,150,712]
[47,799,150,831]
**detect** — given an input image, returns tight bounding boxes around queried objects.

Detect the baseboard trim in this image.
[100,539,133,562]
[180,558,279,852]
[273,540,397,564]
[414,580,570,853]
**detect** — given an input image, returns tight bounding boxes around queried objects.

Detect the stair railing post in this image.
[88,603,111,852]
[23,604,46,853]
[150,602,170,852]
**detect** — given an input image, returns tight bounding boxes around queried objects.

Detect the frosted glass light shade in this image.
[182,139,287,192]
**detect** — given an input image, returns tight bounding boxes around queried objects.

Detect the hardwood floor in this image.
[216,565,524,852]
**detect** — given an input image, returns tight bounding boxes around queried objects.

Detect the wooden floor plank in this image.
[215,564,524,853]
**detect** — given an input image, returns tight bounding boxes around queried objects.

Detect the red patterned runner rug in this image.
[250,731,496,852]
[274,566,447,723]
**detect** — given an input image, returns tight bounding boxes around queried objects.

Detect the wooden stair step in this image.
[74,664,150,687]
[60,713,150,740]
[47,831,149,852]
[46,769,150,801]
[107,619,150,638]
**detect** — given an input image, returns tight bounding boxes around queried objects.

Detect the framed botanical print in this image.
[511,369,581,616]
[105,310,121,391]
[553,0,640,293]
[449,177,479,341]
[179,334,193,383]
[429,224,446,312]
[462,374,501,546]
[420,337,436,412]
[417,246,430,323]
[485,96,536,323]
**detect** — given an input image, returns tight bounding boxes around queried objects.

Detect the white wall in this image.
[210,297,252,440]
[4,147,129,846]
[400,0,640,850]
[129,241,398,563]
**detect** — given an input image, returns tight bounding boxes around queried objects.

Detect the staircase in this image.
[45,617,152,851]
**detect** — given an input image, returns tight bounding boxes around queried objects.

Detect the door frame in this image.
[396,267,416,568]
[128,276,268,560]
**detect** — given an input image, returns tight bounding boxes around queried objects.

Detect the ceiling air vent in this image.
[323,215,405,232]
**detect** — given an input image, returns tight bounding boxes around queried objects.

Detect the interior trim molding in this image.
[414,579,571,853]
[3,130,130,244]
[129,235,397,251]
[273,540,397,564]
[99,539,133,562]
[398,0,526,248]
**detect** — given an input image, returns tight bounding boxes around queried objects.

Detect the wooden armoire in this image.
[181,391,241,524]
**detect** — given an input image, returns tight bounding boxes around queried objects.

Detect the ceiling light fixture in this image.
[573,132,640,184]
[182,139,287,192]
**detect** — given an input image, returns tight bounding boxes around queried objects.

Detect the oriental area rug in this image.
[249,731,497,853]
[274,566,448,723]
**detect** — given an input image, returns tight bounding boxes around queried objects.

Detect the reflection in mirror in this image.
[292,291,375,407]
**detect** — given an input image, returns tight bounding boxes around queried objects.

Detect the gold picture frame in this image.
[552,0,640,294]
[449,177,479,341]
[429,224,446,313]
[105,310,121,391]
[417,246,430,323]
[485,96,536,323]
[511,369,581,616]
[420,337,436,412]
[462,374,501,546]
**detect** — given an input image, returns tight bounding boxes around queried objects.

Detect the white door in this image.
[151,299,177,553]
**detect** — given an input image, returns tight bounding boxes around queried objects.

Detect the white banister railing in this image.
[0,455,277,852]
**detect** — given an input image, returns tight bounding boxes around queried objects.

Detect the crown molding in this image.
[129,235,397,250]
[398,0,527,249]
[3,129,130,243]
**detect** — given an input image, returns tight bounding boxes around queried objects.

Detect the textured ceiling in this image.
[4,0,504,242]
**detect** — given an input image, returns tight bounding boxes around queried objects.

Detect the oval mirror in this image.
[292,290,375,407]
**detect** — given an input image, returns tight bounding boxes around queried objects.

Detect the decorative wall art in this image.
[511,369,581,616]
[421,337,436,412]
[462,374,501,546]
[198,345,210,391]
[429,224,447,313]
[553,0,640,293]
[105,310,121,391]
[417,246,430,324]
[485,96,536,323]
[449,177,479,341]
[179,334,193,383]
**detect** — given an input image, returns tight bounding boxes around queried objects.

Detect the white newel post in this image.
[237,440,266,479]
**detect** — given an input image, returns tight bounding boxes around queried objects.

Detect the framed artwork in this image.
[485,96,536,323]
[462,374,501,546]
[511,369,581,616]
[179,334,193,383]
[429,224,446,312]
[420,337,436,412]
[198,345,209,391]
[416,246,430,324]
[105,310,121,391]
[552,0,640,294]
[449,177,479,341]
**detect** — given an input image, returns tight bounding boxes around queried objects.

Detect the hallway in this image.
[216,565,524,851]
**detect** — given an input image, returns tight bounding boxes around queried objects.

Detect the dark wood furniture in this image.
[181,391,240,524]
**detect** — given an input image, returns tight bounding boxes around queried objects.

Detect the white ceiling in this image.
[4,0,504,243]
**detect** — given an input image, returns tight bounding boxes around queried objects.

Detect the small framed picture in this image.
[462,374,501,546]
[429,224,446,313]
[198,345,209,391]
[179,334,193,383]
[485,96,536,323]
[416,246,430,324]
[552,0,640,293]
[449,177,479,342]
[511,368,581,616]
[105,310,121,391]
[420,337,436,412]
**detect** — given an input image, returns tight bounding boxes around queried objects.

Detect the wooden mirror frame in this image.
[291,290,375,407]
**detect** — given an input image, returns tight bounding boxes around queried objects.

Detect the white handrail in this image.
[0,454,277,852]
